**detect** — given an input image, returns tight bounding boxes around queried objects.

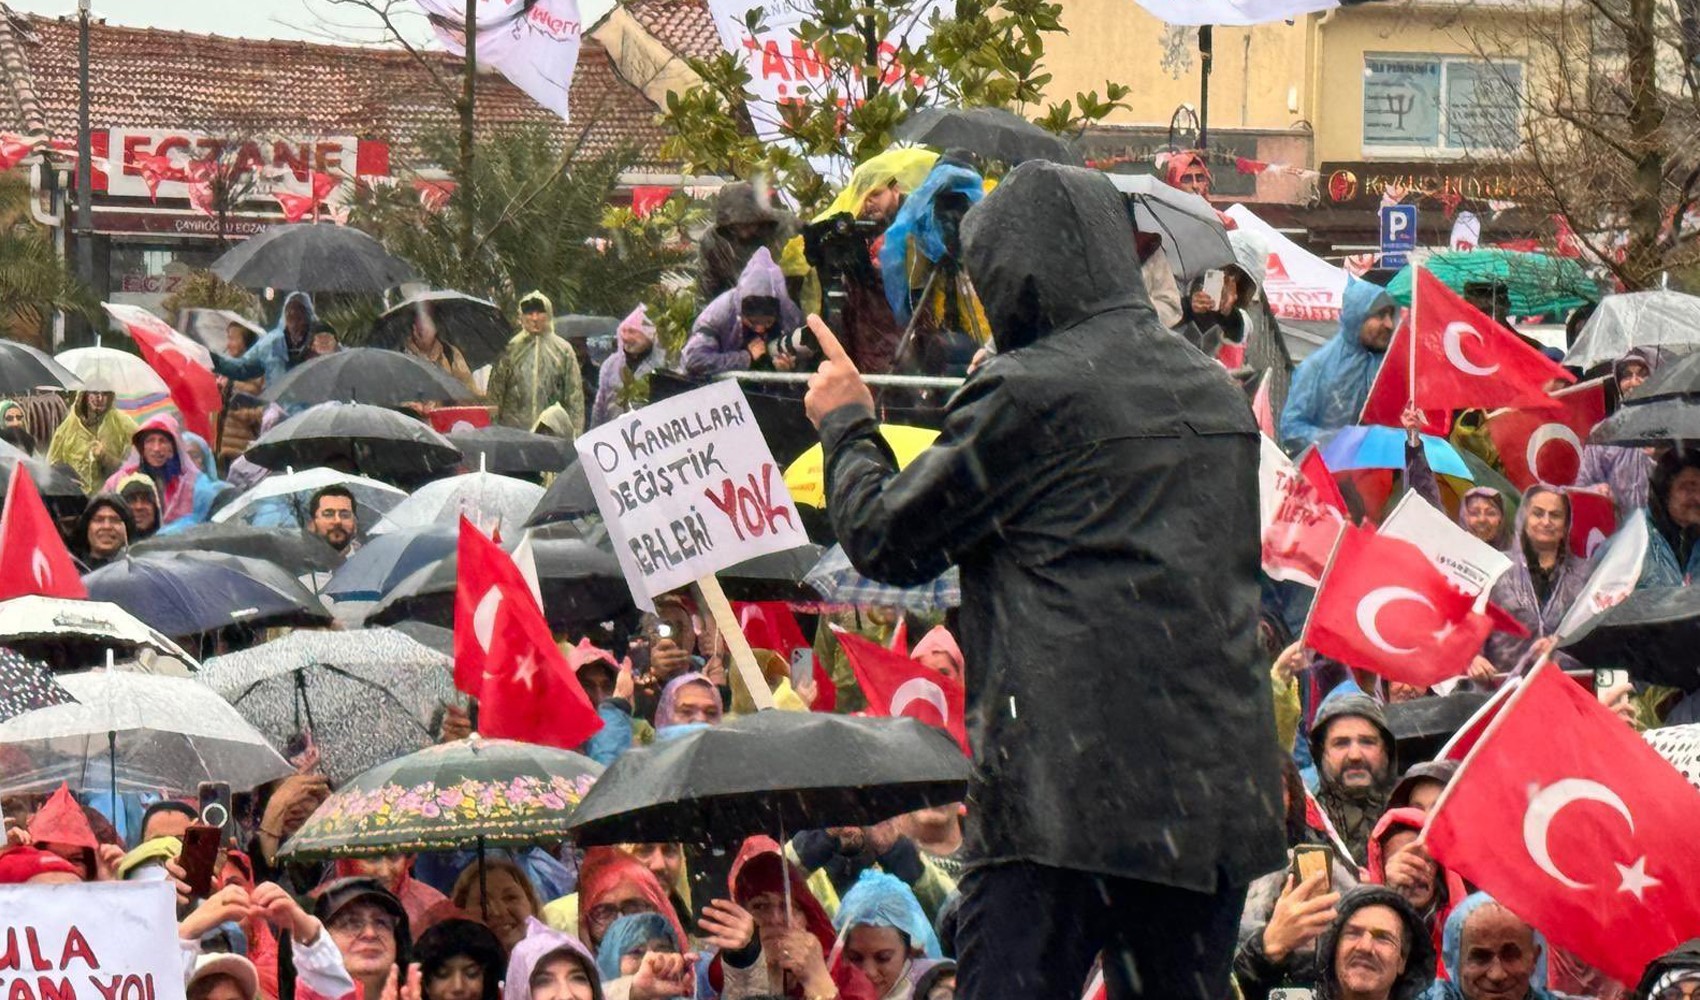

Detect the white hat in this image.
[189,954,259,1000]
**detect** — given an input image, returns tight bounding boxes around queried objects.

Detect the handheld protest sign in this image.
[575,380,809,711]
[0,881,185,1000]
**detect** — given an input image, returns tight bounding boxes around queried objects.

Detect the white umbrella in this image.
[1105,173,1236,283]
[213,466,408,529]
[1132,0,1339,25]
[0,596,198,675]
[0,670,293,795]
[373,471,543,536]
[54,347,171,398]
[1563,291,1700,369]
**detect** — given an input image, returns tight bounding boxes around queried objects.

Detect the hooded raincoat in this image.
[833,871,942,999]
[48,390,139,493]
[575,847,689,955]
[1483,486,1592,672]
[114,473,162,540]
[680,249,803,377]
[72,493,134,569]
[1366,807,1467,978]
[592,305,663,428]
[1577,348,1659,521]
[698,181,798,301]
[819,160,1285,889]
[1279,280,1395,454]
[1420,893,1566,1000]
[1308,693,1396,867]
[1317,887,1437,1000]
[212,291,318,386]
[103,414,200,526]
[487,292,585,434]
[1457,487,1512,550]
[1638,447,1700,587]
[594,913,680,983]
[503,918,603,1000]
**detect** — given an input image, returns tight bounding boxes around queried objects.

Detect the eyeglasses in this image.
[316,509,356,522]
[328,911,397,935]
[1655,983,1700,1000]
[587,899,658,929]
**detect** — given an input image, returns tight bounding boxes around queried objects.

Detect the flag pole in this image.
[1407,264,1420,447]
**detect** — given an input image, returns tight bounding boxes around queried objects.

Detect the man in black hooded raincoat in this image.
[805,160,1286,998]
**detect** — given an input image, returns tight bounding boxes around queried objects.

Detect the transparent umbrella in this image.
[374,471,543,536]
[1564,291,1700,370]
[213,467,408,529]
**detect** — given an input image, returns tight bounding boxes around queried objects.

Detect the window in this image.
[1362,55,1523,154]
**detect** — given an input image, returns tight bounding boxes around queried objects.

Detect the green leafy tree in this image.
[159,271,261,321]
[661,0,1129,210]
[0,170,96,345]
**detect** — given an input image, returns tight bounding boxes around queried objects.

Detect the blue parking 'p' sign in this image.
[1379,204,1418,269]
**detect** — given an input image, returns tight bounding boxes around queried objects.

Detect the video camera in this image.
[802,212,883,280]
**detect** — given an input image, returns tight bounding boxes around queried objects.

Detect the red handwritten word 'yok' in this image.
[703,464,794,541]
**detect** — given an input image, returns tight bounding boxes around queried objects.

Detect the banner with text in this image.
[575,380,807,608]
[1380,491,1512,599]
[0,882,185,1000]
[417,0,582,120]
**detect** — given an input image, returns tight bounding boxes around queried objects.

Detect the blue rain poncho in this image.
[833,870,942,959]
[879,163,986,322]
[595,913,680,981]
[1279,279,1396,454]
[1422,893,1560,1000]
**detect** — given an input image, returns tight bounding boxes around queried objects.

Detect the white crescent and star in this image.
[889,677,950,725]
[30,548,53,588]
[1356,586,1436,656]
[1526,423,1583,482]
[1522,778,1662,901]
[1443,321,1500,377]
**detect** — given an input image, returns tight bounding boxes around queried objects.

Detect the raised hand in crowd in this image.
[1260,872,1341,964]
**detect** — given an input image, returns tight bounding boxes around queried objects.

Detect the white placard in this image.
[575,380,807,609]
[1380,491,1512,598]
[0,882,186,1000]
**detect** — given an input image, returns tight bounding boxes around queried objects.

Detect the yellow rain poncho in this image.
[485,290,585,436]
[48,391,139,493]
[813,148,940,223]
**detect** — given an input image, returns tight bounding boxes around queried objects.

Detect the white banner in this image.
[0,882,186,1000]
[701,0,945,144]
[1558,515,1649,639]
[575,380,807,609]
[1227,203,1348,324]
[418,0,583,120]
[1132,0,1339,25]
[1380,491,1512,599]
[103,130,365,202]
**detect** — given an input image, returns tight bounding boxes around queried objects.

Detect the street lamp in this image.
[75,0,93,344]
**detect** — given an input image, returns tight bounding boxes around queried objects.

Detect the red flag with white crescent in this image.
[102,303,222,441]
[833,626,969,755]
[1486,378,1610,491]
[0,464,87,602]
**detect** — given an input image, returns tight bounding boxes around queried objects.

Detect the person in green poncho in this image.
[48,388,138,493]
[486,290,585,436]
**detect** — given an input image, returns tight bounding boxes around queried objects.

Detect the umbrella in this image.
[524,462,596,528]
[1385,250,1597,317]
[1319,426,1474,480]
[1105,173,1237,283]
[0,596,198,675]
[244,402,463,481]
[1564,290,1700,370]
[210,222,416,293]
[0,648,78,723]
[1587,397,1700,448]
[555,315,620,341]
[389,621,454,658]
[448,425,574,477]
[893,107,1081,166]
[1131,0,1340,24]
[200,628,457,785]
[0,669,293,796]
[262,348,476,408]
[1646,723,1700,793]
[0,445,87,510]
[784,425,939,509]
[718,544,824,603]
[324,526,456,603]
[805,544,962,611]
[212,466,409,529]
[1623,349,1700,402]
[1384,691,1491,766]
[567,710,970,846]
[0,341,82,394]
[365,537,631,630]
[279,735,603,859]
[55,346,171,398]
[374,471,544,535]
[369,291,513,372]
[82,552,331,637]
[130,522,343,575]
[1558,586,1700,689]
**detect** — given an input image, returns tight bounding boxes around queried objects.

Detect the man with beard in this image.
[48,388,137,494]
[307,486,359,558]
[1310,695,1396,867]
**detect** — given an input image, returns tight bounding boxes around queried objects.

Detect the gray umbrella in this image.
[1105,173,1236,284]
[262,349,476,408]
[1564,290,1700,370]
[1588,397,1700,447]
[244,402,463,481]
[894,106,1081,166]
[370,291,512,372]
[0,341,83,394]
[200,627,458,785]
[211,223,416,293]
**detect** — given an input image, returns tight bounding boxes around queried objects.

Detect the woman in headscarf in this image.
[151,430,228,531]
[576,848,689,957]
[652,672,724,732]
[834,871,944,1000]
[1577,347,1659,521]
[451,856,544,954]
[416,918,505,1000]
[1457,487,1512,549]
[595,913,682,983]
[1482,485,1592,675]
[102,414,199,526]
[404,305,480,397]
[679,248,803,377]
[592,305,663,428]
[503,919,604,1000]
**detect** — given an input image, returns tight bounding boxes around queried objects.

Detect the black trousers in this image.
[953,862,1247,1000]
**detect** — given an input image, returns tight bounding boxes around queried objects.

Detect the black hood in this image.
[1634,937,1700,998]
[714,181,787,233]
[1317,886,1437,1000]
[73,492,134,557]
[961,160,1152,353]
[1309,693,1397,774]
[1649,447,1700,556]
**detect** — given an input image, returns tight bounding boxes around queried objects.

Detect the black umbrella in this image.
[0,447,88,516]
[567,710,970,846]
[244,402,463,481]
[1587,397,1700,447]
[210,223,416,293]
[0,341,83,394]
[718,544,824,603]
[369,291,513,372]
[893,106,1082,166]
[1559,586,1700,689]
[0,648,78,723]
[262,349,476,408]
[365,537,632,630]
[82,552,331,637]
[524,461,597,528]
[449,425,574,477]
[1384,691,1491,766]
[130,523,343,575]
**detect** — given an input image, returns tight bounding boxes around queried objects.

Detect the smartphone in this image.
[789,648,815,689]
[1202,268,1225,304]
[1290,844,1332,892]
[1269,990,1317,1000]
[178,824,222,899]
[1595,668,1630,702]
[198,782,235,845]
[655,622,675,642]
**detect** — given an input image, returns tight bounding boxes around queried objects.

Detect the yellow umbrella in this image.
[784,424,940,507]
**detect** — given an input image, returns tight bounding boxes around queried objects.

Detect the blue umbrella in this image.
[805,544,961,610]
[323,526,456,603]
[83,553,331,638]
[1319,426,1474,481]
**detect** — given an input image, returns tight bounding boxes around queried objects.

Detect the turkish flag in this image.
[1303,525,1496,687]
[1425,659,1700,984]
[103,303,222,441]
[1260,438,1347,587]
[453,517,602,750]
[275,191,318,223]
[1297,446,1349,515]
[736,601,834,712]
[0,464,87,601]
[1360,322,1452,435]
[1486,378,1610,491]
[1564,488,1617,560]
[833,626,969,755]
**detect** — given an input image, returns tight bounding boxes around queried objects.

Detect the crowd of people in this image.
[1,142,1698,1000]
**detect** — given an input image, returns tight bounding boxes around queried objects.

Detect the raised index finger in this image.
[807,314,856,372]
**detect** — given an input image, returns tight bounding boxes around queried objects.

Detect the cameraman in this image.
[680,247,804,377]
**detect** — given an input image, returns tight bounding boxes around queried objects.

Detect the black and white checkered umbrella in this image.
[0,647,77,723]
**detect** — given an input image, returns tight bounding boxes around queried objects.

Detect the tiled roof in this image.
[0,6,673,167]
[624,0,721,62]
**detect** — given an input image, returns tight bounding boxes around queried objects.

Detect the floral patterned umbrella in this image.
[278,735,603,860]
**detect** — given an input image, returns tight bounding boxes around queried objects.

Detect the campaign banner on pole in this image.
[0,882,185,1000]
[575,380,807,609]
[1379,491,1511,598]
[417,0,582,120]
